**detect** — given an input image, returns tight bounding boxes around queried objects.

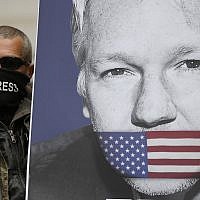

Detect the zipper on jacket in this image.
[8,130,16,143]
[0,121,16,144]
[1,121,26,188]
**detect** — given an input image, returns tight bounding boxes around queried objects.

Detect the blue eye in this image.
[101,68,135,78]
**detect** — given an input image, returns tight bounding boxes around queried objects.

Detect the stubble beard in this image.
[125,177,198,196]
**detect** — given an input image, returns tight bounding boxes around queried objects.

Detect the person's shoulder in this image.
[29,125,133,200]
[29,125,100,200]
[30,125,93,168]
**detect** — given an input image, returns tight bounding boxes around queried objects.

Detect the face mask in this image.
[0,69,30,109]
[97,131,200,178]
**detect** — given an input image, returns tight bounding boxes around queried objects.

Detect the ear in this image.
[27,64,34,78]
[83,99,90,118]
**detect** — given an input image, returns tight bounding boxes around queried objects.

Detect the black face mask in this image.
[0,69,30,125]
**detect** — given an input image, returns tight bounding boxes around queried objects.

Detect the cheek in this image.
[86,80,139,130]
[166,71,200,127]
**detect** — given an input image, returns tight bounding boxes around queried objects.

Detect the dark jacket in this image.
[29,126,200,200]
[0,98,31,200]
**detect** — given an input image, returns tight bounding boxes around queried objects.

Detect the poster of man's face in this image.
[30,0,200,199]
[80,0,200,132]
[72,0,200,196]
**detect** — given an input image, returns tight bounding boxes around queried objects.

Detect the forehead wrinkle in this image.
[180,0,200,32]
[86,0,189,45]
[85,0,200,66]
[86,0,200,36]
[85,0,200,37]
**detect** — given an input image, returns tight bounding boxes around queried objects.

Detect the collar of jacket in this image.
[10,97,31,126]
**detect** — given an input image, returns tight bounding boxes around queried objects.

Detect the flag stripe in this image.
[148,159,200,165]
[148,146,200,152]
[147,139,200,146]
[148,165,200,172]
[149,172,200,178]
[147,131,200,138]
[148,152,200,159]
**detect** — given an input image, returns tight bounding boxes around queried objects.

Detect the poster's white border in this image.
[25,0,40,199]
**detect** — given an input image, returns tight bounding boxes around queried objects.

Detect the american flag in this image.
[97,131,200,178]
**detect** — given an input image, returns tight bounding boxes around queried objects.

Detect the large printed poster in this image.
[29,0,200,199]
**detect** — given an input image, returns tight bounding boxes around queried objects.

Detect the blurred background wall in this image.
[0,0,39,61]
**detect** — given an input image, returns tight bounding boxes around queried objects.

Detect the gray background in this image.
[31,0,89,143]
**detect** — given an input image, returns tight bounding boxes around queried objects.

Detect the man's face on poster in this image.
[78,0,200,196]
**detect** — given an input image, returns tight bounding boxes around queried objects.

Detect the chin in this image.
[125,178,198,196]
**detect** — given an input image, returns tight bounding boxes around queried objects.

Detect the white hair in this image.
[71,0,89,68]
[72,0,88,32]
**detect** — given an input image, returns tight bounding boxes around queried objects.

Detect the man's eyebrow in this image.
[87,54,136,74]
[88,53,132,65]
[168,45,197,59]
